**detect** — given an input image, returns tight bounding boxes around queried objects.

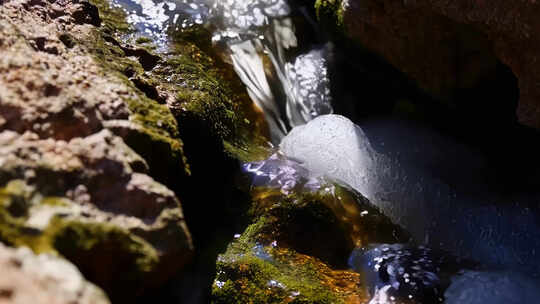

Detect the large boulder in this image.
[316,0,540,129]
[0,0,271,301]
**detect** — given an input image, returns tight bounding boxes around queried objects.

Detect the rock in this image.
[0,0,269,301]
[245,152,409,265]
[212,217,369,304]
[280,114,540,276]
[316,0,540,129]
[0,0,189,180]
[212,155,408,303]
[0,243,110,304]
[0,0,201,300]
[0,130,193,301]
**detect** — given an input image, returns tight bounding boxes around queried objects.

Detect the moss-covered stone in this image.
[79,0,191,177]
[86,0,271,166]
[89,0,132,34]
[248,184,410,266]
[212,181,410,303]
[212,217,367,304]
[0,180,163,300]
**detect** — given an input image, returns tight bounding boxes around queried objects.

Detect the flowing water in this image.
[111,0,540,302]
[112,0,333,142]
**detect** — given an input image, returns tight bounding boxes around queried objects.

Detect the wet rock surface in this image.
[212,214,369,304]
[0,243,110,304]
[213,155,409,303]
[4,0,540,303]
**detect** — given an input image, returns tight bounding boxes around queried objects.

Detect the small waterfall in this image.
[209,0,333,142]
[110,0,333,142]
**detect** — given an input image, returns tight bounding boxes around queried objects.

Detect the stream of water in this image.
[110,0,540,302]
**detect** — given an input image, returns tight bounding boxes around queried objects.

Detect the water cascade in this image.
[111,0,333,142]
[209,0,333,142]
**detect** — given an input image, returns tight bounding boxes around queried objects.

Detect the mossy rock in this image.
[0,180,165,301]
[87,0,270,164]
[212,217,368,304]
[248,184,410,267]
[212,182,409,303]
[82,0,190,177]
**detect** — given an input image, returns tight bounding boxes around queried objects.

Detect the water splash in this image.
[349,244,458,303]
[285,48,333,126]
[210,0,334,142]
[243,152,333,195]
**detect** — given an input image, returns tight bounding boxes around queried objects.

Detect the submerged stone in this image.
[245,153,409,261]
[214,151,411,303]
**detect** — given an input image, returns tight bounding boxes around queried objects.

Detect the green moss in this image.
[135,36,153,44]
[223,140,271,163]
[0,184,157,264]
[86,0,270,165]
[212,217,343,304]
[53,218,159,273]
[315,0,345,29]
[89,0,132,34]
[41,197,70,207]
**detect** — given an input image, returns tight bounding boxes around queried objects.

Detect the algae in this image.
[87,0,270,165]
[0,181,158,267]
[315,0,345,29]
[212,217,355,304]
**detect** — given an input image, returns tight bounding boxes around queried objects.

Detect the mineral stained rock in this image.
[0,0,197,300]
[212,217,369,304]
[0,243,110,304]
[316,0,540,129]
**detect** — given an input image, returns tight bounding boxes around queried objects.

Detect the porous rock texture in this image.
[0,0,195,301]
[0,243,110,304]
[316,0,540,128]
